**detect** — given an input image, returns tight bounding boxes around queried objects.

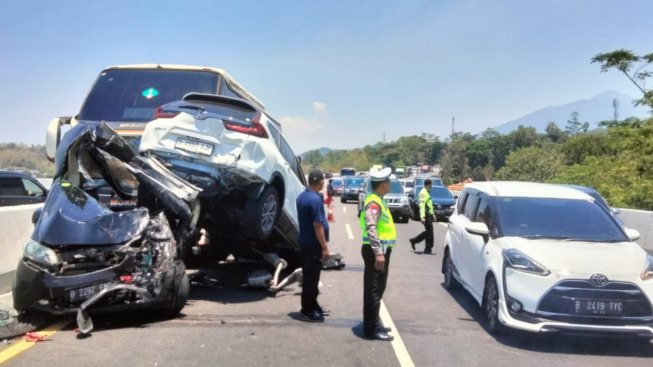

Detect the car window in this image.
[405,181,414,188]
[278,135,303,182]
[0,177,27,196]
[345,177,365,187]
[22,178,44,196]
[267,122,281,149]
[390,180,404,193]
[475,196,496,236]
[79,69,219,122]
[457,191,469,213]
[220,79,240,99]
[430,187,453,199]
[332,180,343,187]
[463,193,480,220]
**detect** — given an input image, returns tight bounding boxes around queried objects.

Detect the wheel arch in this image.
[269,172,285,209]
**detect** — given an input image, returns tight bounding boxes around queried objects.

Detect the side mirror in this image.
[31,207,43,225]
[465,222,490,242]
[453,195,459,199]
[624,228,640,242]
[612,208,621,216]
[407,191,414,198]
[46,116,72,162]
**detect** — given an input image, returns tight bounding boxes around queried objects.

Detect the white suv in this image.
[139,93,306,259]
[442,181,653,338]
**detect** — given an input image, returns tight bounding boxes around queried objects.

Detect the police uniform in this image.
[359,168,396,340]
[410,185,435,253]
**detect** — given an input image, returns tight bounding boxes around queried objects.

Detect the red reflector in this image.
[222,112,268,139]
[154,106,181,119]
[120,276,133,284]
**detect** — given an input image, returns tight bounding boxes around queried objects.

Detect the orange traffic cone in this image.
[327,205,335,222]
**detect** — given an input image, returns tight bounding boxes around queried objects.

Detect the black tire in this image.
[244,186,279,240]
[400,216,409,223]
[483,276,506,334]
[442,250,461,290]
[341,197,346,203]
[160,272,189,318]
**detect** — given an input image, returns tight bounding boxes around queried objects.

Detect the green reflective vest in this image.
[360,193,397,247]
[419,188,434,219]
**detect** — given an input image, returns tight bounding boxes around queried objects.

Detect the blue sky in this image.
[1,0,652,154]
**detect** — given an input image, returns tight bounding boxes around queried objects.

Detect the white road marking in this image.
[439,222,448,227]
[343,206,347,213]
[380,301,415,367]
[345,223,354,240]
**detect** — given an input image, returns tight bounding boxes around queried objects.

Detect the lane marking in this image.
[439,222,448,227]
[380,301,415,367]
[345,223,354,240]
[0,318,71,365]
[343,206,347,213]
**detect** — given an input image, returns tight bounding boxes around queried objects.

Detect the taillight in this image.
[223,112,268,139]
[154,106,181,119]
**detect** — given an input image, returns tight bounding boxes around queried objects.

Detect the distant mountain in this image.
[492,91,650,135]
[299,147,331,157]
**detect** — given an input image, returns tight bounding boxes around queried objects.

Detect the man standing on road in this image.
[327,178,335,198]
[296,170,331,322]
[360,167,396,341]
[409,179,435,254]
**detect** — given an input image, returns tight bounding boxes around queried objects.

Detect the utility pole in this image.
[452,117,455,135]
[382,132,386,143]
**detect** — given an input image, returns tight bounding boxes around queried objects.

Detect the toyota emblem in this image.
[589,274,609,287]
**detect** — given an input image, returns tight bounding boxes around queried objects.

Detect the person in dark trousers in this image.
[296,170,331,322]
[327,178,335,198]
[359,167,396,341]
[409,179,435,254]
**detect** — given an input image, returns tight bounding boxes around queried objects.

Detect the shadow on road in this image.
[441,283,653,358]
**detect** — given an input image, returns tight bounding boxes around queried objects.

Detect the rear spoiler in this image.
[181,93,260,113]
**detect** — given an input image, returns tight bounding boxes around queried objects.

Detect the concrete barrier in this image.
[0,204,43,293]
[618,209,653,251]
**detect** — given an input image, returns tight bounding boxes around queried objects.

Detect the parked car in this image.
[358,177,413,223]
[442,181,650,338]
[341,176,365,203]
[409,175,443,199]
[0,171,48,207]
[402,179,414,195]
[14,122,198,334]
[340,167,356,177]
[140,93,307,263]
[562,184,625,227]
[331,178,344,196]
[429,186,456,221]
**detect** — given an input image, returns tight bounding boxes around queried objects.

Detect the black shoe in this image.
[318,307,331,316]
[424,249,434,255]
[299,310,325,322]
[410,239,416,251]
[379,326,392,333]
[365,331,394,341]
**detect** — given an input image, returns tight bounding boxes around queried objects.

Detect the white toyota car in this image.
[139,93,306,262]
[442,181,653,338]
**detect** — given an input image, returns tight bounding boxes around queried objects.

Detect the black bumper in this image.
[388,205,412,217]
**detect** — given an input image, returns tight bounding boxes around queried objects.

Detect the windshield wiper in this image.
[522,235,572,240]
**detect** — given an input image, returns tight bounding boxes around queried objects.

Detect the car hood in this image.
[432,198,456,206]
[505,237,647,275]
[384,193,406,200]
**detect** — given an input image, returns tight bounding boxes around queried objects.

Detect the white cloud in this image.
[279,102,328,153]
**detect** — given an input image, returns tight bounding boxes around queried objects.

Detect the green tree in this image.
[592,49,653,109]
[545,121,567,143]
[565,112,590,136]
[495,146,563,182]
[302,149,324,170]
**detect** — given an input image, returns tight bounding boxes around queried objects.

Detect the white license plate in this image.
[175,138,214,155]
[574,299,624,315]
[66,281,114,302]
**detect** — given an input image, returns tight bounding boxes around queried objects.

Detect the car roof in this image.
[464,181,592,200]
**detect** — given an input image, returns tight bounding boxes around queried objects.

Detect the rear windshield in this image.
[341,168,356,176]
[79,69,219,122]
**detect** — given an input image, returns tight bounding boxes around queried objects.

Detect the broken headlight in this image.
[24,239,61,267]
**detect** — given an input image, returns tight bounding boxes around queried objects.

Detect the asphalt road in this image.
[2,199,653,366]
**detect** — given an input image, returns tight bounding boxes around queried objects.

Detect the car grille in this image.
[387,198,399,204]
[536,280,653,325]
[436,204,453,210]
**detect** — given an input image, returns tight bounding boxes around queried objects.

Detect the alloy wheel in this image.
[261,195,277,232]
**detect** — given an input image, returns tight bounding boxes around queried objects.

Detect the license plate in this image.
[66,281,114,302]
[175,137,214,155]
[574,299,624,316]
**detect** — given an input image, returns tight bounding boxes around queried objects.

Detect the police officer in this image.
[360,167,396,341]
[409,179,434,254]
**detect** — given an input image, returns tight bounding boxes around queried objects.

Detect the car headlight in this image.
[400,196,409,204]
[24,239,61,267]
[641,255,653,280]
[503,249,550,276]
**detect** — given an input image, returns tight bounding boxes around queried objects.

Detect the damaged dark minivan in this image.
[13,121,201,333]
